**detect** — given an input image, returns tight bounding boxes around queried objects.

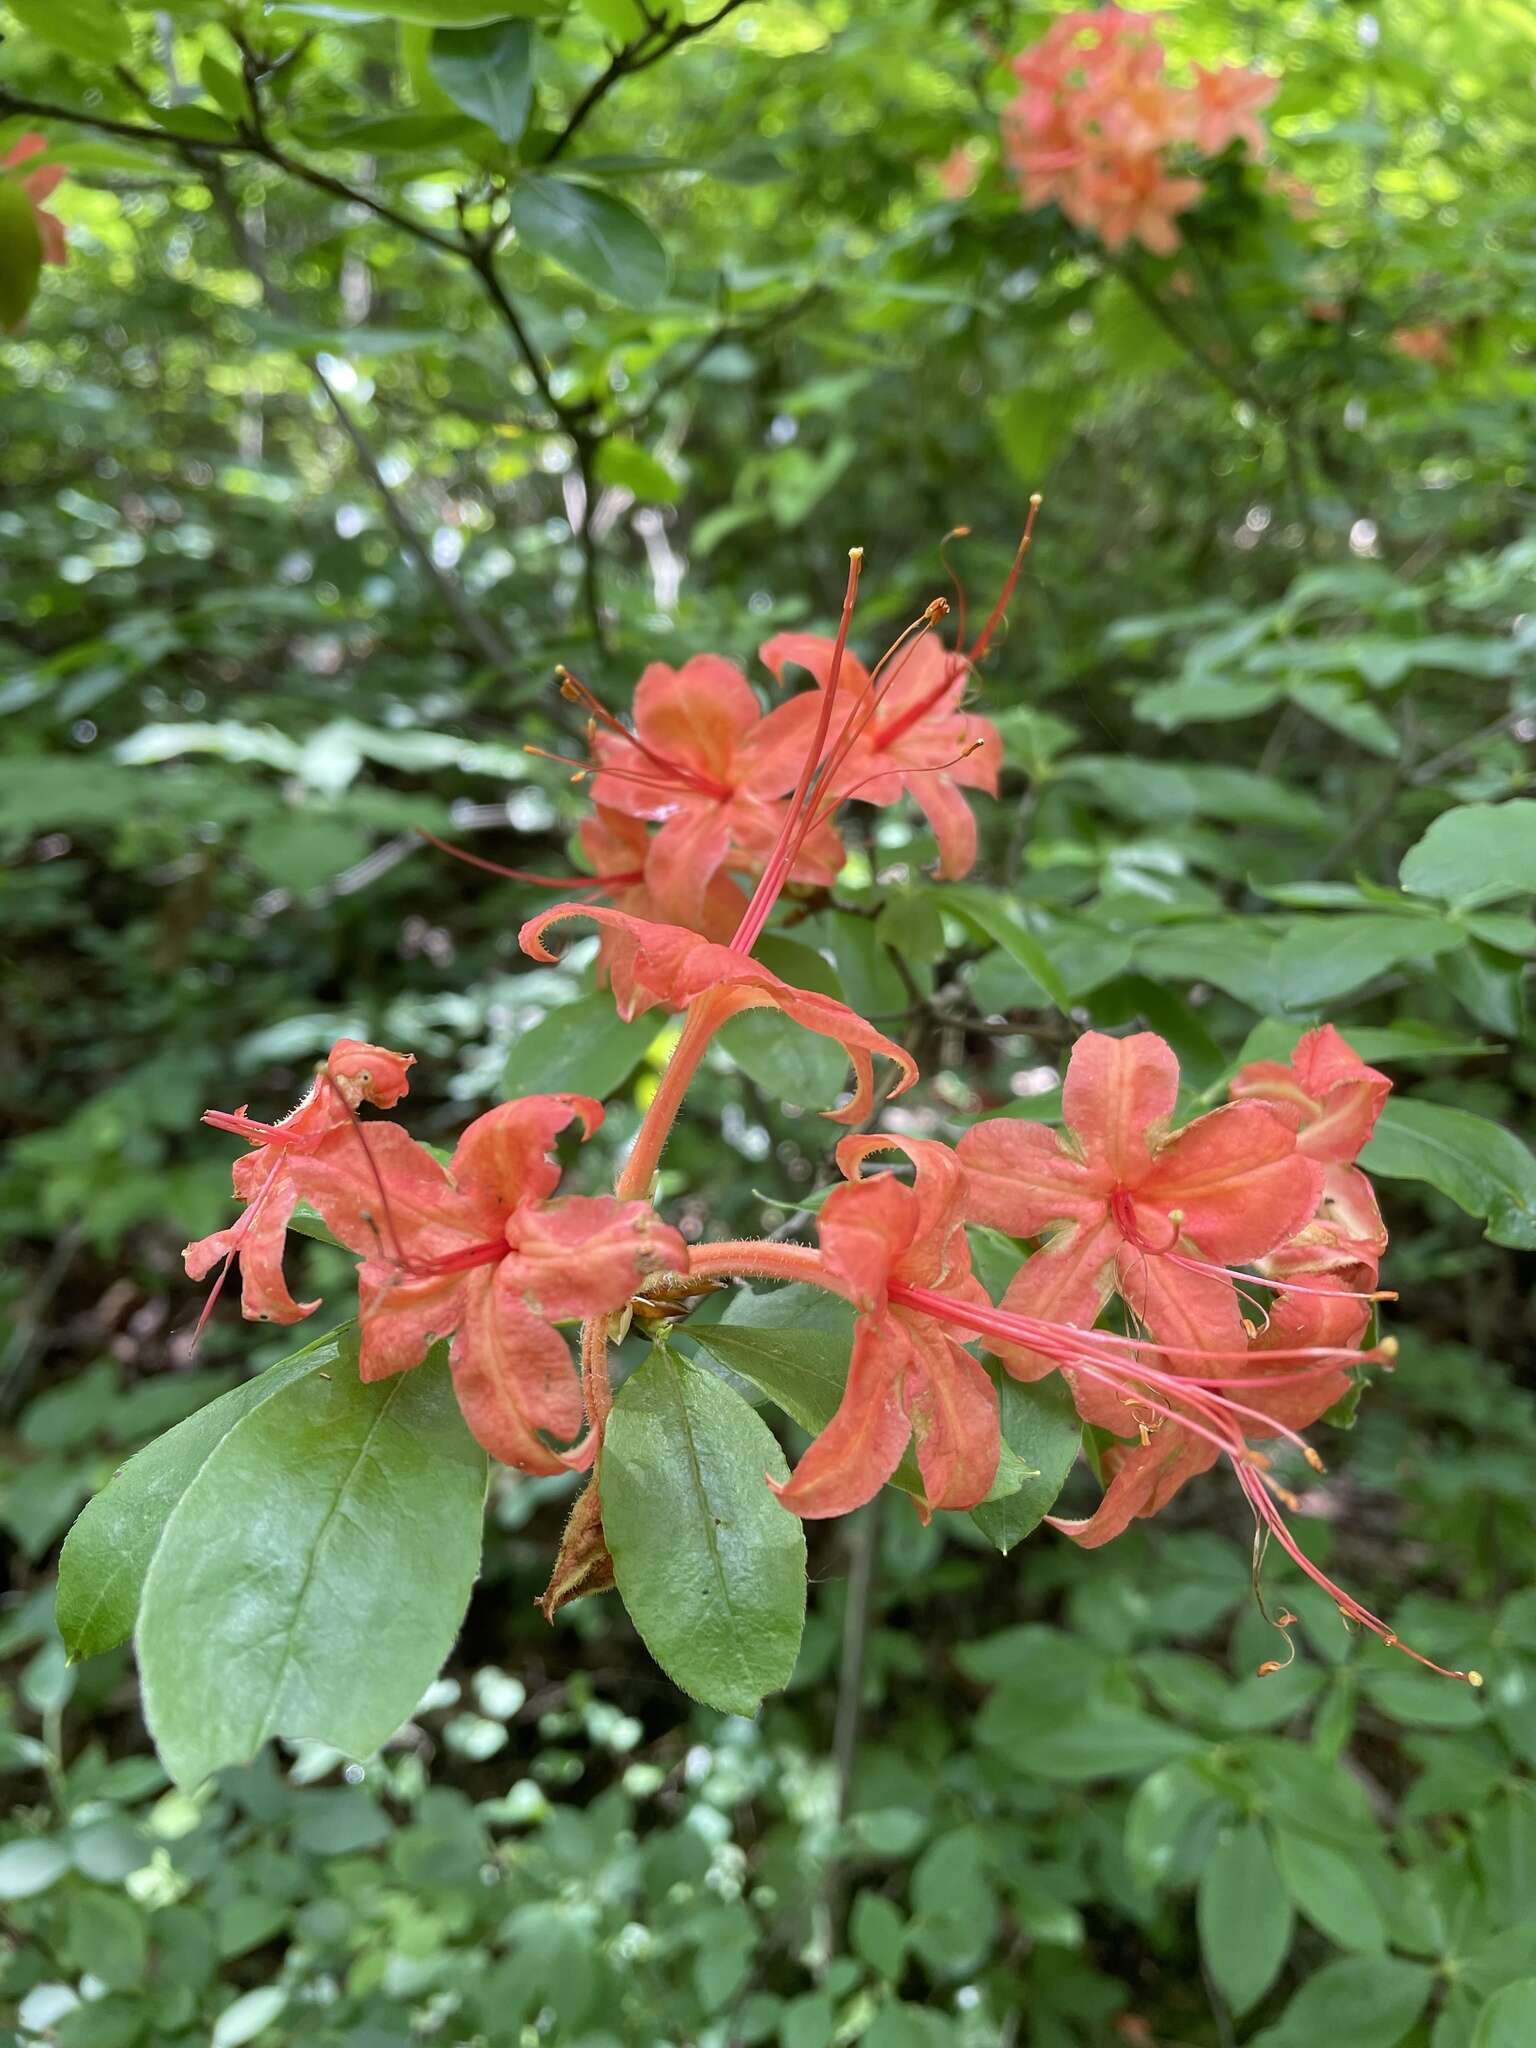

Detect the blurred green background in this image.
[2,1,1535,2043]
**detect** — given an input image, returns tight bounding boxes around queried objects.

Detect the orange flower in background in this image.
[1001,10,1277,254]
[1391,323,1453,366]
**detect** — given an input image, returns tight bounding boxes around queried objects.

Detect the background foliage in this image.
[2,0,1535,2042]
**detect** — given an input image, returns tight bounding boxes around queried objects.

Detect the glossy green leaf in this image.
[1362,1098,1536,1249]
[4,0,129,62]
[717,935,848,1109]
[1272,1824,1386,1951]
[1197,1820,1292,2014]
[601,1345,805,1716]
[137,1342,487,1786]
[1473,1979,1536,2046]
[968,1373,1080,1554]
[594,437,679,502]
[0,179,43,335]
[506,990,660,1099]
[429,20,536,145]
[1250,1956,1434,2048]
[938,886,1072,1011]
[56,1330,343,1663]
[507,174,669,306]
[1401,799,1536,910]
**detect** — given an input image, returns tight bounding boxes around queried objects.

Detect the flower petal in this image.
[356,1264,465,1382]
[295,1122,491,1263]
[758,633,873,697]
[904,1322,1000,1513]
[1114,1243,1249,1358]
[451,1095,602,1211]
[991,1213,1120,1378]
[633,654,761,780]
[1062,1030,1179,1182]
[818,1172,916,1312]
[834,1133,972,1287]
[501,1193,687,1320]
[643,803,734,932]
[907,770,979,881]
[1142,1102,1323,1263]
[451,1273,580,1474]
[1049,1427,1219,1548]
[958,1117,1106,1235]
[769,1313,911,1519]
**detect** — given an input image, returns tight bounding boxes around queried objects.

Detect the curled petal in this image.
[818,1173,916,1313]
[770,1314,911,1519]
[501,1193,688,1321]
[1049,1428,1220,1548]
[325,1038,415,1111]
[834,1133,972,1286]
[520,905,916,1119]
[451,1274,581,1474]
[451,1094,602,1211]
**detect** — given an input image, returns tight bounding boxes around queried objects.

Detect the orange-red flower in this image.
[772,1136,999,1519]
[1001,10,1275,255]
[520,903,917,1123]
[959,1029,1323,1372]
[183,1039,415,1327]
[291,1094,687,1472]
[760,629,1001,880]
[587,654,842,927]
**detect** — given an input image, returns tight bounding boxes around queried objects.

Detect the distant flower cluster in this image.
[1002,9,1276,255]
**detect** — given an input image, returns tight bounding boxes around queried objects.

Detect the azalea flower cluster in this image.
[1001,9,1277,255]
[187,544,1474,1682]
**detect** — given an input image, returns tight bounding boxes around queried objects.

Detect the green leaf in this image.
[1362,1098,1536,1249]
[1197,1821,1292,2014]
[939,886,1072,1011]
[303,0,553,19]
[0,178,43,335]
[1250,1956,1434,2048]
[136,1342,487,1786]
[717,935,848,1108]
[1401,800,1536,910]
[0,1837,70,1899]
[601,1345,806,1716]
[969,1373,1080,1554]
[507,174,668,306]
[429,19,536,145]
[982,1696,1202,1780]
[1474,1980,1536,2047]
[1272,1825,1386,1951]
[506,990,660,1099]
[56,1331,343,1663]
[1267,913,1463,1008]
[594,437,680,503]
[3,0,130,62]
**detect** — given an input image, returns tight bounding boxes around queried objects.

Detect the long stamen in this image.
[969,493,1043,663]
[417,829,635,892]
[558,665,734,802]
[731,547,864,957]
